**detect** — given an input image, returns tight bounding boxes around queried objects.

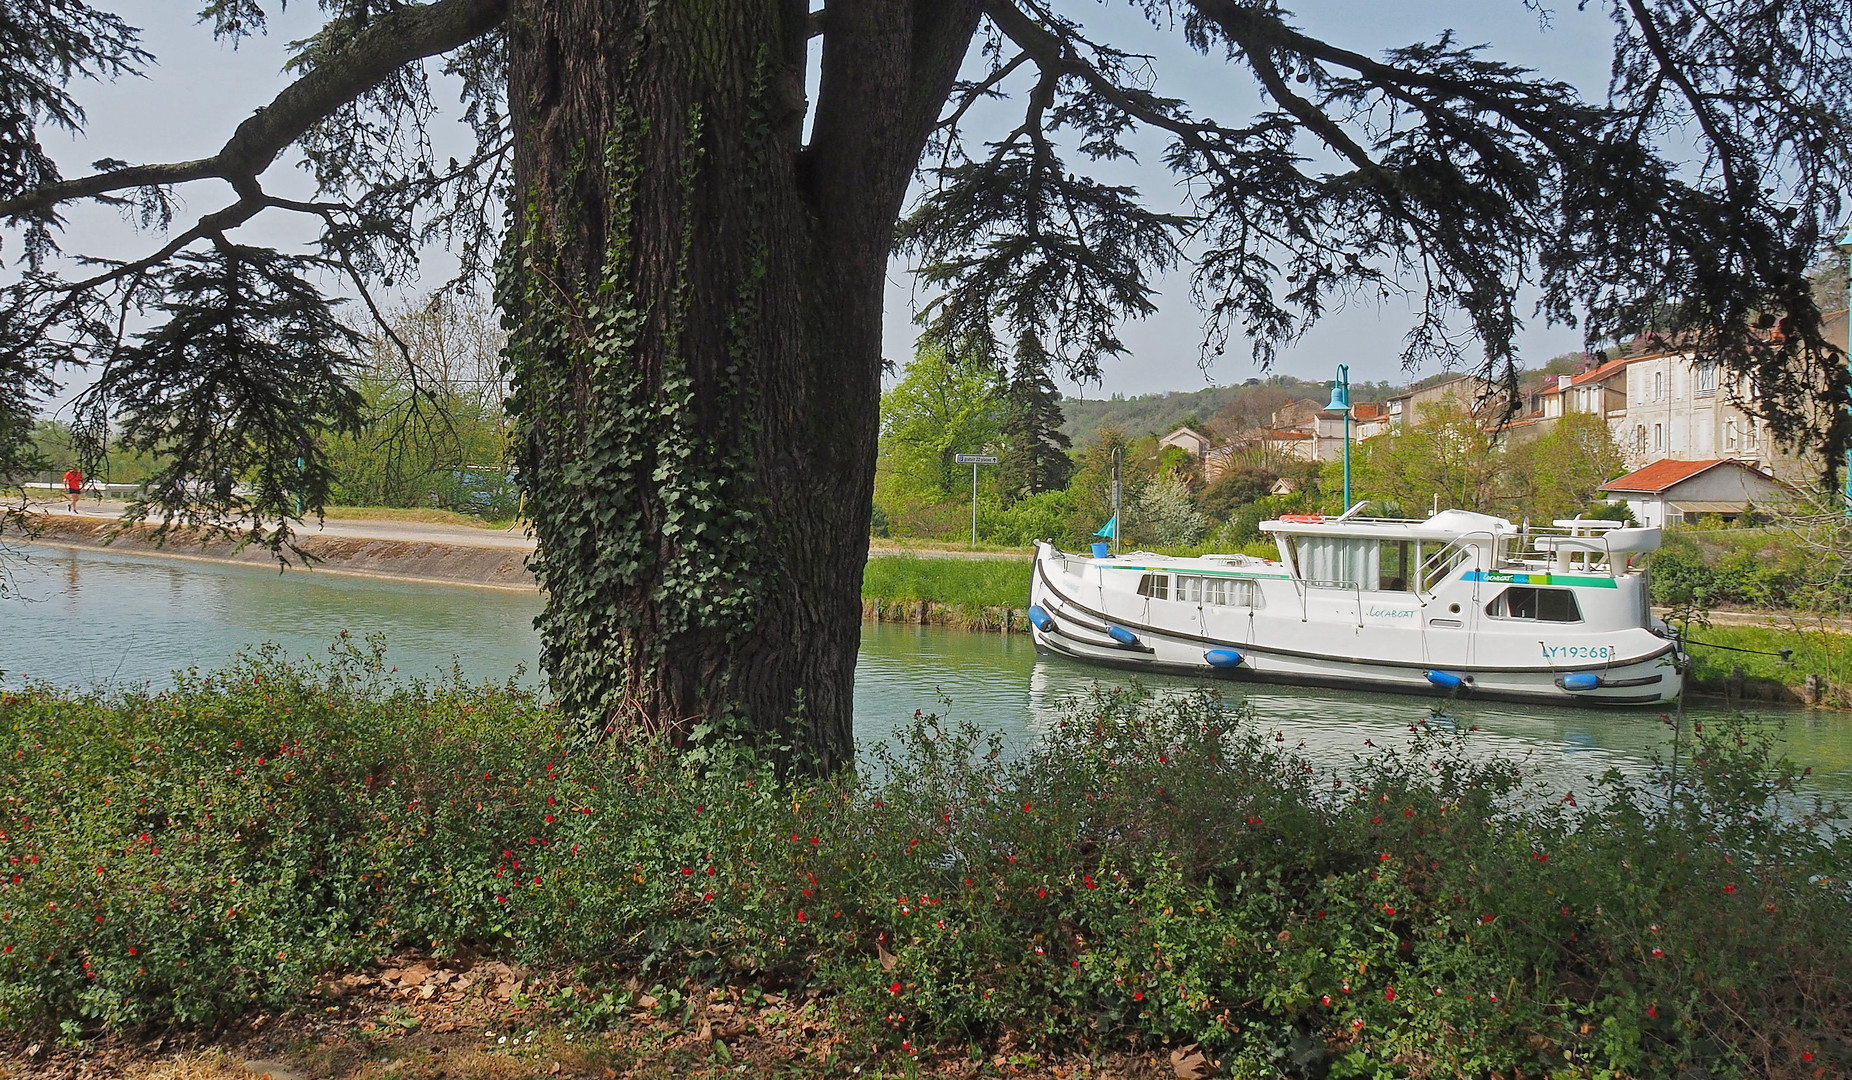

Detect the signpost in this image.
[954,453,998,548]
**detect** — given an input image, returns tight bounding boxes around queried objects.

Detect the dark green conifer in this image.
[998,334,1072,502]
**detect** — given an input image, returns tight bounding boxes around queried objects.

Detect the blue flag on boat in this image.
[1093,516,1117,539]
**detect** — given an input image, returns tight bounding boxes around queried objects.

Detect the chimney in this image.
[1556,374,1572,391]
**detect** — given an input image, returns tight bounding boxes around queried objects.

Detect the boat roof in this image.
[1259,508,1517,541]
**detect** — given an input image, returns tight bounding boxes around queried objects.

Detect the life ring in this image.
[1278,514,1325,523]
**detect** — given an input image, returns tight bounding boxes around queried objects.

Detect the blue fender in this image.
[1559,672,1602,691]
[1027,605,1056,633]
[1424,670,1466,689]
[1107,625,1140,646]
[1204,649,1244,668]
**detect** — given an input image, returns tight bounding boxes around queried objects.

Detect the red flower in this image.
[1133,990,1143,1001]
[1480,913,1496,924]
[1320,994,1331,1006]
[1723,883,1735,894]
[1647,1005,1658,1019]
[1384,987,1396,1001]
[796,911,805,922]
[1022,802,1032,812]
[890,981,901,994]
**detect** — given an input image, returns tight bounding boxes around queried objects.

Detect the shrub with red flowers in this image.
[0,642,1847,1079]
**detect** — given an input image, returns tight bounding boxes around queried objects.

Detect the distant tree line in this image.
[874,350,1632,552]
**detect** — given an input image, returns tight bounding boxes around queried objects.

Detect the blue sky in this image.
[38,1,1627,401]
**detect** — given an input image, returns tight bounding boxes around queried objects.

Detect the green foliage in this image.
[983,489,1078,548]
[323,294,515,518]
[2,659,1847,1076]
[875,343,1007,512]
[1649,531,1851,614]
[1345,396,1502,514]
[1505,411,1627,521]
[1129,473,1207,548]
[1201,463,1280,522]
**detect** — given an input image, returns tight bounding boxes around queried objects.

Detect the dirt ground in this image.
[0,955,1195,1080]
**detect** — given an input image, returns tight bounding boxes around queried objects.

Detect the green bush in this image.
[983,488,1077,548]
[1649,531,1847,614]
[2,646,1847,1077]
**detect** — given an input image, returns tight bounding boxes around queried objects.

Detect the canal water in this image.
[4,543,1848,799]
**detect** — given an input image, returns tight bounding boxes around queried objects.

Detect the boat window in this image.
[1136,573,1169,600]
[1377,540,1413,592]
[1487,586,1582,622]
[1292,536,1377,590]
[1177,575,1263,608]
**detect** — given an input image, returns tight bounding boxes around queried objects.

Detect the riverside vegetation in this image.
[1,640,1846,1078]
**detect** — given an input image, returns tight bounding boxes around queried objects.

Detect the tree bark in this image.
[502,0,980,773]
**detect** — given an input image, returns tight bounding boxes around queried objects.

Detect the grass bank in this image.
[2,643,1848,1077]
[1675,622,1851,707]
[861,555,1029,631]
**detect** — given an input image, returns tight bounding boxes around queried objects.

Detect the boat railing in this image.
[1503,519,1653,575]
[1416,536,1479,600]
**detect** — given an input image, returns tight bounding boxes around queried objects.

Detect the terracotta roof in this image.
[1539,354,1635,396]
[1264,429,1314,440]
[1599,458,1761,494]
[1351,401,1389,420]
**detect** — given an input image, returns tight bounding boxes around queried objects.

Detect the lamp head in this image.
[1325,383,1350,411]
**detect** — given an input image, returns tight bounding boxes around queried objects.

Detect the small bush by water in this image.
[1,640,1848,1077]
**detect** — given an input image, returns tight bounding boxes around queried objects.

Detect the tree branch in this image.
[0,0,508,221]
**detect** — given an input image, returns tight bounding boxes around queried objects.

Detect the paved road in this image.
[44,498,536,551]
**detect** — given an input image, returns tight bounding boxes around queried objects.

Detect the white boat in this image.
[1028,507,1683,706]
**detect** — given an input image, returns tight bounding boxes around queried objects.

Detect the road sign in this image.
[954,454,998,464]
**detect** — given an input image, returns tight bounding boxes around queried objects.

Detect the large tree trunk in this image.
[500,0,980,773]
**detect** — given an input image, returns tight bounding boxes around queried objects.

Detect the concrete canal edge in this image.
[16,513,536,591]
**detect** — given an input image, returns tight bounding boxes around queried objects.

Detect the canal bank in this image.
[15,509,535,590]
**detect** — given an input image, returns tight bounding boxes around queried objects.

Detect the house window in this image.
[1176,575,1262,608]
[1746,421,1758,449]
[1487,587,1582,623]
[1652,423,1664,452]
[1136,573,1169,600]
[1695,361,1718,396]
[1653,371,1664,401]
[1724,419,1738,451]
[1634,425,1647,455]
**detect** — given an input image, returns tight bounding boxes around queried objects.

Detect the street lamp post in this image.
[1325,364,1353,511]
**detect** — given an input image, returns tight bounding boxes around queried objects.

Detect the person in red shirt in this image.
[62,467,83,512]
